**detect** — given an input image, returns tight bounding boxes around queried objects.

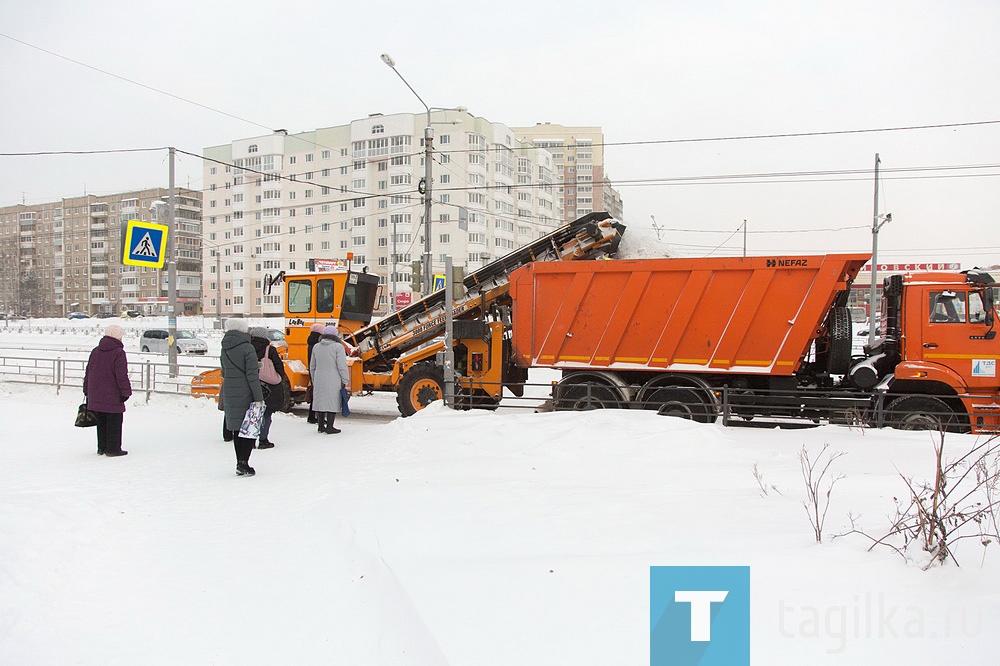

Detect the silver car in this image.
[140,329,209,355]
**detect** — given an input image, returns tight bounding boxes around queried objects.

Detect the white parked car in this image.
[139,329,209,355]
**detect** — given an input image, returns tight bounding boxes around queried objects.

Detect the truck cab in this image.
[880,270,999,431]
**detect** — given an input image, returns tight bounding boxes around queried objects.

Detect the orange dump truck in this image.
[508,254,1000,433]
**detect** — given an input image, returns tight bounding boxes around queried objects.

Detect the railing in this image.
[4,354,996,433]
[0,355,218,401]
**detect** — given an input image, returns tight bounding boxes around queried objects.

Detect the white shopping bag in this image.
[239,401,266,439]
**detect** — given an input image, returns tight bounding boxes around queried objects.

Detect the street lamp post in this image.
[381,53,434,296]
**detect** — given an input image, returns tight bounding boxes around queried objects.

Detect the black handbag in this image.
[75,402,98,428]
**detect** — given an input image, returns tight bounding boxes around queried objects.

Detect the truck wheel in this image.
[553,381,623,411]
[887,395,964,433]
[141,346,150,352]
[646,387,717,423]
[397,362,445,416]
[825,307,852,375]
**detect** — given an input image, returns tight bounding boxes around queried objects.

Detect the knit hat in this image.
[322,326,341,339]
[104,324,125,340]
[249,326,269,339]
[225,318,249,333]
[309,323,325,333]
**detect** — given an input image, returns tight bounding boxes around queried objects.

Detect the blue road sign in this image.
[123,220,168,268]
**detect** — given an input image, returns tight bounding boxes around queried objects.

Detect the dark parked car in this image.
[67,312,90,320]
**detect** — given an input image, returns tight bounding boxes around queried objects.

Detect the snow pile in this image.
[0,383,996,664]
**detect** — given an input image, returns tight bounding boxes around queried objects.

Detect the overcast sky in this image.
[2,0,998,267]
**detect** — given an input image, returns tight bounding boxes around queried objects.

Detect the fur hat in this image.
[310,323,325,333]
[104,324,125,340]
[225,318,249,333]
[249,326,269,339]
[322,326,341,339]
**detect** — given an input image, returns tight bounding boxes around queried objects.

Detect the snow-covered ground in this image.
[1,323,998,664]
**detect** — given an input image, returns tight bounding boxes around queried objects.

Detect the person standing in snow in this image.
[309,325,351,434]
[249,326,287,449]
[305,322,325,424]
[220,319,264,476]
[83,323,133,457]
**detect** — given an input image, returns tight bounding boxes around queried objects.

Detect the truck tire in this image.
[645,386,717,423]
[887,395,965,433]
[396,362,445,416]
[553,379,625,411]
[825,307,852,375]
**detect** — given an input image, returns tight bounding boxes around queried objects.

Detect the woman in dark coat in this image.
[305,322,324,424]
[250,327,288,449]
[309,326,351,434]
[83,324,133,457]
[220,318,264,476]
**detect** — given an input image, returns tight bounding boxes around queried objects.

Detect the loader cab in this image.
[283,268,380,365]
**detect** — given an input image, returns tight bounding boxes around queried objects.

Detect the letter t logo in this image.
[675,590,729,641]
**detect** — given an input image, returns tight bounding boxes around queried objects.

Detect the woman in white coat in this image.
[309,326,351,434]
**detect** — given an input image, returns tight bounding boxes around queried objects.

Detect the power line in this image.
[0,33,276,133]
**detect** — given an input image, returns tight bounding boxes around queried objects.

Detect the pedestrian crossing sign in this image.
[122,220,168,268]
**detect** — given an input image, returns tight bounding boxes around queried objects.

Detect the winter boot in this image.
[316,413,326,433]
[105,450,128,457]
[324,413,340,434]
[257,440,275,449]
[236,460,256,476]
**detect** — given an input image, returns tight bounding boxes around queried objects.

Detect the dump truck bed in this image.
[509,254,870,375]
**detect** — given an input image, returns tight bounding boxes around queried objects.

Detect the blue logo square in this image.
[650,566,750,666]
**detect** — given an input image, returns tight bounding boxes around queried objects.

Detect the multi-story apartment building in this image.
[0,188,202,317]
[511,123,624,226]
[202,109,560,317]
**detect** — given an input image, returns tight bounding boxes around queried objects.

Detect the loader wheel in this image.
[397,363,445,416]
[646,387,717,424]
[273,377,292,413]
[887,395,965,433]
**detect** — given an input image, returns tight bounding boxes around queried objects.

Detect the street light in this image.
[381,53,434,295]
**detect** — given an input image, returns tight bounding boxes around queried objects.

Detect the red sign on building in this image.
[394,292,412,309]
[860,262,961,272]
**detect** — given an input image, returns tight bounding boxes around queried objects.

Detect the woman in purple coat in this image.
[83,324,133,457]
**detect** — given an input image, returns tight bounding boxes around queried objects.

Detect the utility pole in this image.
[391,215,397,312]
[216,250,222,325]
[381,53,434,296]
[167,147,178,378]
[422,125,434,295]
[443,255,455,408]
[868,154,891,347]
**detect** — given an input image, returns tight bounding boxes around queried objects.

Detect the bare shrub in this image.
[752,462,782,497]
[800,443,847,543]
[847,433,1000,569]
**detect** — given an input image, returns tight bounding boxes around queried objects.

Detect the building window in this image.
[248,144,258,153]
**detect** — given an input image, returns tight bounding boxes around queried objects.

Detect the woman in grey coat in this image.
[220,318,264,475]
[309,326,351,434]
